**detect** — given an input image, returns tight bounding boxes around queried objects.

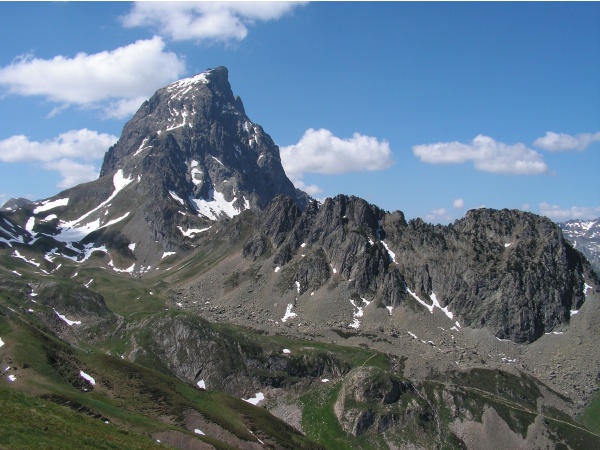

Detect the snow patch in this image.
[190,189,247,220]
[282,349,291,354]
[274,266,281,273]
[162,251,176,259]
[13,249,40,267]
[295,281,301,294]
[430,293,454,320]
[80,370,96,386]
[133,137,151,156]
[55,310,81,326]
[197,379,206,390]
[108,260,135,274]
[381,241,396,263]
[8,375,16,382]
[177,226,211,238]
[349,299,365,329]
[211,156,225,167]
[406,288,459,326]
[570,309,579,316]
[281,304,297,322]
[190,160,203,186]
[386,306,393,316]
[169,191,185,205]
[194,429,205,435]
[243,392,264,405]
[0,338,4,347]
[53,170,134,242]
[33,198,69,214]
[25,216,35,233]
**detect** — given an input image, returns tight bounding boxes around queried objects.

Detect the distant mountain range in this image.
[0,67,598,449]
[559,218,600,275]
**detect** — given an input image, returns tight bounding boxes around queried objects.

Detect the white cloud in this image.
[453,198,464,209]
[0,37,185,118]
[425,208,451,224]
[121,2,304,43]
[533,131,600,152]
[0,129,117,189]
[0,129,118,163]
[412,135,549,175]
[539,203,600,222]
[280,128,394,187]
[292,180,324,197]
[43,159,99,189]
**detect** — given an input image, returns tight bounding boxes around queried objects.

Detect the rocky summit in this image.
[1,67,308,270]
[1,67,599,450]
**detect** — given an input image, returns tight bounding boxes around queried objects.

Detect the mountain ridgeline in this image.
[1,67,599,449]
[243,195,593,343]
[0,66,596,342]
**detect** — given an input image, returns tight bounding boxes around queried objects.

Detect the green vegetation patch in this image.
[300,381,353,450]
[0,385,164,450]
[578,390,600,434]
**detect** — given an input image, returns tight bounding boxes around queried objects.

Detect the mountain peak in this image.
[84,66,308,264]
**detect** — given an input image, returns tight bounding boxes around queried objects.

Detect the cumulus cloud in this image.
[533,131,600,152]
[0,37,185,118]
[412,135,549,175]
[293,180,324,197]
[280,128,394,190]
[121,2,304,43]
[0,129,117,163]
[43,159,100,190]
[539,203,600,222]
[453,198,464,209]
[0,129,118,188]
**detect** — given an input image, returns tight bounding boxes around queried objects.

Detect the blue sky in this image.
[0,2,598,223]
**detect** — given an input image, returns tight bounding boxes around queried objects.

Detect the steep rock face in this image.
[244,196,596,343]
[388,209,592,342]
[560,217,600,275]
[100,66,305,214]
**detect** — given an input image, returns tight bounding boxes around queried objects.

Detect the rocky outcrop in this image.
[334,366,432,437]
[244,196,597,343]
[127,312,352,398]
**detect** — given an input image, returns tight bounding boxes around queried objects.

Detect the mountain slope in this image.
[1,66,599,449]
